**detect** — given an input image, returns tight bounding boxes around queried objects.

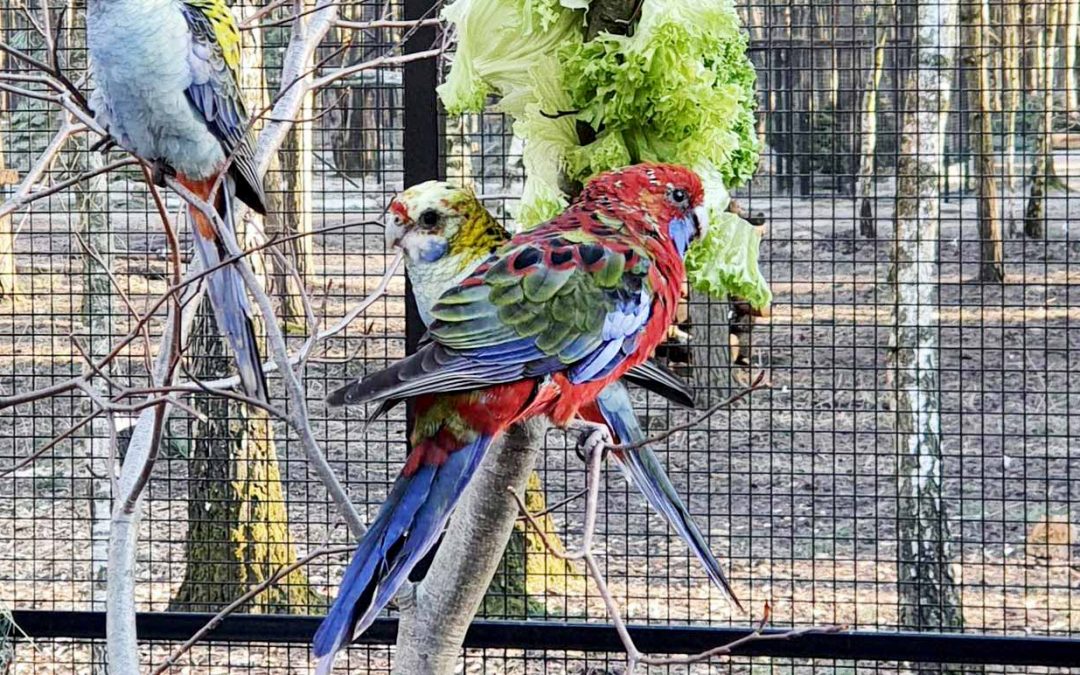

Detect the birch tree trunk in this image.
[172,0,318,612]
[856,0,894,238]
[1025,0,1061,238]
[0,6,19,302]
[1001,0,1023,189]
[964,0,1004,282]
[892,0,965,660]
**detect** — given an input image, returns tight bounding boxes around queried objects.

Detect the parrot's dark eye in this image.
[419,209,440,228]
[668,187,690,209]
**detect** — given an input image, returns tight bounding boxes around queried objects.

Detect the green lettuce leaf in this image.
[686,210,771,310]
[502,57,579,227]
[437,0,586,115]
[558,0,760,187]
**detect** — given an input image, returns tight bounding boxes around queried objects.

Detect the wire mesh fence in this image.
[0,0,1078,672]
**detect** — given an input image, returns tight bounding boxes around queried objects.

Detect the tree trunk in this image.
[892,0,965,661]
[1001,0,1022,189]
[964,0,1004,282]
[687,291,731,405]
[479,469,585,619]
[171,304,322,613]
[856,0,894,238]
[393,420,547,674]
[1065,0,1080,116]
[1024,0,1060,238]
[444,116,476,189]
[172,0,318,612]
[0,6,18,302]
[331,1,384,176]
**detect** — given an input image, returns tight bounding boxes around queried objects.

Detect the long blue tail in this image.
[312,434,494,673]
[595,382,744,612]
[189,176,268,402]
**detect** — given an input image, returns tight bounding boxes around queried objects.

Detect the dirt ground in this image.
[1,164,1079,673]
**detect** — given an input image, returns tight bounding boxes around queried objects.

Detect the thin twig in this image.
[74,232,155,376]
[0,413,100,477]
[0,217,384,415]
[334,17,440,31]
[151,542,356,674]
[309,47,443,90]
[516,487,587,521]
[0,143,131,220]
[608,370,770,452]
[511,430,843,673]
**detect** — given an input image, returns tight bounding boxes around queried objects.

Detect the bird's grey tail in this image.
[189,178,269,402]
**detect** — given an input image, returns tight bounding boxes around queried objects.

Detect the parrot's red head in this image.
[577,163,708,257]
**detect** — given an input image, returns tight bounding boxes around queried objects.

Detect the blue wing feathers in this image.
[327,238,655,407]
[571,339,625,383]
[180,2,267,214]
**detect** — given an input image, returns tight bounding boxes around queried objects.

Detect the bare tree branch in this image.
[510,427,844,673]
[165,175,367,537]
[151,544,355,674]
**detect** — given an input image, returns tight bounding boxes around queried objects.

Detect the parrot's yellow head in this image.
[386,181,509,323]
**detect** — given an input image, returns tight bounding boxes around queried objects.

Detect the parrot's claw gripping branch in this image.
[569,419,615,464]
[150,160,176,189]
[511,379,842,674]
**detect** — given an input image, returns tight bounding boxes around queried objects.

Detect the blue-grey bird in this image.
[88,0,269,401]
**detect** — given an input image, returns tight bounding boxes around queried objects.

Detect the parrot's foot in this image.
[150,160,176,188]
[89,136,117,154]
[569,420,614,464]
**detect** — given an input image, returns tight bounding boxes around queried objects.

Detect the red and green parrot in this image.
[379,179,740,603]
[313,163,721,670]
[88,0,269,401]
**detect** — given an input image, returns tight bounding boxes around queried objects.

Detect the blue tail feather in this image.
[189,178,269,402]
[313,434,494,673]
[596,382,744,612]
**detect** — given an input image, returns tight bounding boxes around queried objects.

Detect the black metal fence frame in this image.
[11,610,1080,666]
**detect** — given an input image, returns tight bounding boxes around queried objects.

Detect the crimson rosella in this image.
[379,179,740,607]
[88,0,269,401]
[313,163,715,670]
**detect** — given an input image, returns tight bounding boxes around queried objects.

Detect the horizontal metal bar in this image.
[10,611,1080,667]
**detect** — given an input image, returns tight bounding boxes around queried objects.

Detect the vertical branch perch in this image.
[392,419,548,674]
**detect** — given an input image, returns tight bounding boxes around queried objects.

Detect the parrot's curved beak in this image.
[692,205,709,239]
[385,214,406,249]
